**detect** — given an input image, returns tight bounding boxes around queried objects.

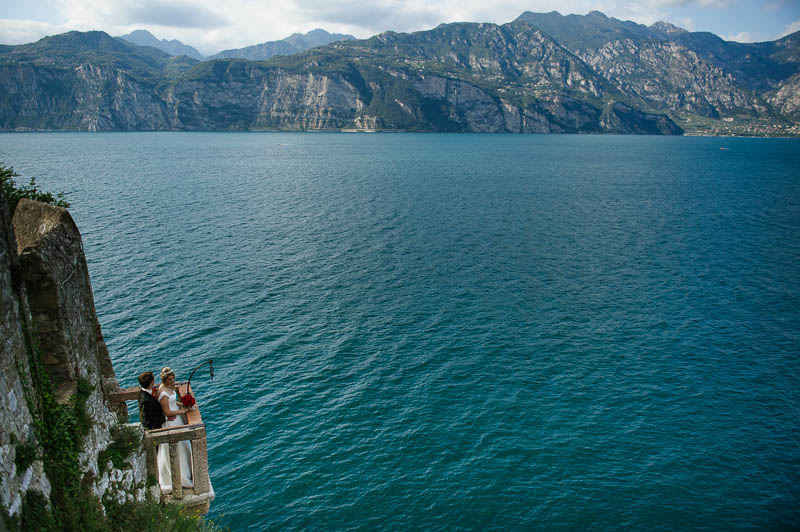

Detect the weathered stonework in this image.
[1,197,149,521]
[0,189,51,520]
[13,201,120,405]
[93,424,148,506]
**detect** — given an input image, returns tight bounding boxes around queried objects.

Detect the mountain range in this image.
[210,29,355,61]
[117,29,204,60]
[0,11,797,135]
[116,28,355,61]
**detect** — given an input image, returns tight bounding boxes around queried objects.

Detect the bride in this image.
[156,367,193,491]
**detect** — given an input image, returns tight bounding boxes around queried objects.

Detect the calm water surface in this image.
[1,133,799,530]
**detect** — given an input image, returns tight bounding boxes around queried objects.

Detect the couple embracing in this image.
[138,367,194,491]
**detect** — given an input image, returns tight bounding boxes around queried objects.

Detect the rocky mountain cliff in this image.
[516,10,799,93]
[1,11,798,135]
[514,11,799,133]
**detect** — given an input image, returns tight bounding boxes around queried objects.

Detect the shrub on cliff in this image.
[105,499,227,532]
[0,164,69,215]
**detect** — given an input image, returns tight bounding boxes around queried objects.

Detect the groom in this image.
[138,371,166,430]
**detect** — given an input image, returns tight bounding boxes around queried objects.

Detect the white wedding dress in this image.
[157,389,193,491]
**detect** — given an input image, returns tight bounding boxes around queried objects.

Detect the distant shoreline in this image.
[4,129,800,138]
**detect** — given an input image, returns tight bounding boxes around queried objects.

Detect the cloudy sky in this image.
[1,0,798,56]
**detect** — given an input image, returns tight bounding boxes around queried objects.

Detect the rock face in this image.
[13,200,119,401]
[0,195,147,522]
[0,63,171,131]
[0,190,51,519]
[162,65,367,130]
[513,10,798,126]
[159,62,679,133]
[600,101,683,134]
[768,72,800,117]
[576,39,761,118]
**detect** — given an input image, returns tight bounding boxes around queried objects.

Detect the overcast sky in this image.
[1,0,798,56]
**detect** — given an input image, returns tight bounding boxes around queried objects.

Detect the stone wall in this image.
[13,200,122,413]
[0,195,148,522]
[0,184,51,519]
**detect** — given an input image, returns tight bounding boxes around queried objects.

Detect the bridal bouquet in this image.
[181,394,196,407]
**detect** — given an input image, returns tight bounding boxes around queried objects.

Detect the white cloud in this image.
[52,0,228,30]
[0,0,611,53]
[678,17,695,31]
[724,31,753,42]
[0,19,72,45]
[780,19,800,38]
[696,0,736,7]
[630,0,735,6]
[0,0,788,55]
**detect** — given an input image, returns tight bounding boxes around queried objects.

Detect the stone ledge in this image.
[144,425,206,445]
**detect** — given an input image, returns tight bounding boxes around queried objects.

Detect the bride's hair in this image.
[160,366,176,383]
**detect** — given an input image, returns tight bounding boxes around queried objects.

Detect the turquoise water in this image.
[2,133,799,530]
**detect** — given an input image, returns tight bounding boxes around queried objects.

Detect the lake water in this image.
[2,132,799,530]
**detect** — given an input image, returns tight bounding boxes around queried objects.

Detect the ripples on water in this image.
[2,133,799,530]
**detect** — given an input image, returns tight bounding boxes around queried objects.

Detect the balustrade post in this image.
[191,435,210,494]
[170,443,183,499]
[144,435,157,481]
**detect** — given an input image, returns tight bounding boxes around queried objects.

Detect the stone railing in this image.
[110,381,214,513]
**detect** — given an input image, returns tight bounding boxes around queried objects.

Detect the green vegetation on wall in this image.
[10,432,39,473]
[28,340,104,530]
[98,424,142,471]
[105,499,225,532]
[1,321,106,531]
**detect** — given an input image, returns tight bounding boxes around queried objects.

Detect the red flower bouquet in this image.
[181,394,196,407]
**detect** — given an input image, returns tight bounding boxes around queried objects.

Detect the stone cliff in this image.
[158,59,681,133]
[1,63,170,131]
[0,194,150,528]
[0,59,680,134]
[162,66,367,130]
[575,39,764,118]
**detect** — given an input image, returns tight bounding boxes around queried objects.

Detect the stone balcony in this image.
[110,381,214,514]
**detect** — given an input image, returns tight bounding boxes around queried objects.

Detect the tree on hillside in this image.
[0,164,69,215]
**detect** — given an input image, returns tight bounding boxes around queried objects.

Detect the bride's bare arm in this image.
[159,394,187,417]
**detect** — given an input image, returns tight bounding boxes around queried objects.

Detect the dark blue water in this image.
[2,133,799,530]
